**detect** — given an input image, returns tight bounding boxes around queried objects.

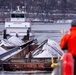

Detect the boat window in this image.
[21,14,24,18]
[11,14,15,18]
[11,14,24,18]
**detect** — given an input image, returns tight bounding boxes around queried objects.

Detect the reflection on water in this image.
[0,71,51,75]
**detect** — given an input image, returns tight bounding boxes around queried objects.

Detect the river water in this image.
[0,71,51,75]
[31,23,71,44]
[0,22,71,44]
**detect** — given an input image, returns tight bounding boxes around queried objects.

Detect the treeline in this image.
[0,0,76,21]
[0,0,76,13]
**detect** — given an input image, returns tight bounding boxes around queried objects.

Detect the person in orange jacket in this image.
[60,19,76,75]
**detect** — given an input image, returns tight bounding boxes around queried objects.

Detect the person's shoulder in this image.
[67,31,70,35]
[64,31,70,37]
[65,30,70,35]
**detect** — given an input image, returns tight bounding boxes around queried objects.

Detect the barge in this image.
[0,38,64,71]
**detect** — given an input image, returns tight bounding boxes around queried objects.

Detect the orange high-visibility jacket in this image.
[60,26,76,55]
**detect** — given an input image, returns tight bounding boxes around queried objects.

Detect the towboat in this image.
[4,6,32,40]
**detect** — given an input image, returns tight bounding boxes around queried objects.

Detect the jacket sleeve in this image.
[59,33,69,50]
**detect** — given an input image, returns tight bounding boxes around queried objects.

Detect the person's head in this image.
[71,19,76,26]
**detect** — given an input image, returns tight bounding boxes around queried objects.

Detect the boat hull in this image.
[3,62,52,71]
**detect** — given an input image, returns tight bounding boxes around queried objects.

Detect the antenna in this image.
[17,6,20,12]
